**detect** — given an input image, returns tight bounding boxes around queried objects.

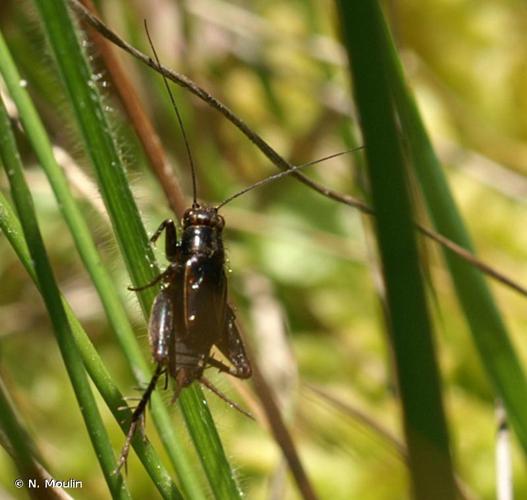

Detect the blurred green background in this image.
[1,0,527,498]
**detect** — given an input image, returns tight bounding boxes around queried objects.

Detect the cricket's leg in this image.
[114,364,164,474]
[147,288,174,365]
[199,376,254,420]
[210,305,252,379]
[127,269,168,292]
[128,220,180,292]
[150,219,179,262]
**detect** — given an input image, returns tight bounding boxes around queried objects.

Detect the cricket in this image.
[113,21,361,472]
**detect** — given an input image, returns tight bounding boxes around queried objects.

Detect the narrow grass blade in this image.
[0,189,181,499]
[0,27,143,386]
[0,376,83,498]
[336,2,457,499]
[0,378,46,489]
[0,93,130,499]
[0,27,190,500]
[33,0,243,497]
[376,2,527,456]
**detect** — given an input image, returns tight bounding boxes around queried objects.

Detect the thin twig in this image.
[416,224,527,296]
[67,0,370,212]
[66,0,527,300]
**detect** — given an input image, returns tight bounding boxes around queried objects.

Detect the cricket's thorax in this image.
[180,225,224,256]
[180,205,225,257]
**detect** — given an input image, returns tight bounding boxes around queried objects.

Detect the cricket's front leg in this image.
[150,219,179,262]
[129,221,180,291]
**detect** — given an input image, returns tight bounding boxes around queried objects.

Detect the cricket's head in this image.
[182,205,225,231]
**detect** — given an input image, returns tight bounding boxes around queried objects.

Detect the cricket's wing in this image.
[182,252,227,349]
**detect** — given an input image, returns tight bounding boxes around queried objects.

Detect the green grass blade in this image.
[0,188,181,499]
[376,3,527,456]
[336,2,457,499]
[180,385,244,499]
[0,28,144,385]
[0,377,43,485]
[33,0,243,497]
[0,27,188,500]
[0,94,130,500]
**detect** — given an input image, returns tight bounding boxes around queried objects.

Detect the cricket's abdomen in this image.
[167,223,228,380]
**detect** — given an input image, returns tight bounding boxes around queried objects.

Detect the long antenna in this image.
[216,147,364,210]
[144,20,199,207]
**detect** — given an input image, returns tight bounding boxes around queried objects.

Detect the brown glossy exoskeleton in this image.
[146,206,252,395]
[116,204,253,472]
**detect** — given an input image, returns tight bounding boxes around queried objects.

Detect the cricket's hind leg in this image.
[148,288,175,365]
[200,306,253,418]
[115,364,165,474]
[209,305,252,379]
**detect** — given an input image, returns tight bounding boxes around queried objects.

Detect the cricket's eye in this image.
[183,209,203,226]
[215,215,225,230]
[182,209,193,227]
